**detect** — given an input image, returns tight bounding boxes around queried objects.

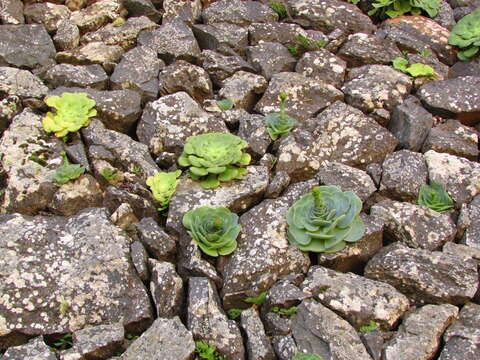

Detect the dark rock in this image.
[162,0,202,26]
[149,259,183,318]
[130,241,149,281]
[272,335,297,360]
[66,142,90,173]
[67,323,124,360]
[53,19,80,51]
[237,111,271,158]
[24,2,70,33]
[0,67,48,101]
[119,317,195,360]
[43,64,108,90]
[0,24,56,68]
[219,71,268,112]
[111,202,139,230]
[121,0,162,22]
[201,49,256,87]
[202,0,278,26]
[453,5,476,21]
[366,163,382,188]
[265,171,291,199]
[0,95,20,134]
[388,95,434,151]
[240,308,276,360]
[365,242,478,305]
[103,186,159,222]
[0,208,153,349]
[263,280,310,312]
[457,196,480,248]
[264,313,293,336]
[246,42,296,80]
[188,277,245,360]
[449,57,480,78]
[134,217,177,263]
[295,49,347,89]
[443,242,480,264]
[192,22,249,56]
[379,150,428,202]
[70,0,127,33]
[2,337,56,360]
[248,22,310,47]
[383,304,458,360]
[0,0,24,25]
[435,1,456,30]
[56,42,124,71]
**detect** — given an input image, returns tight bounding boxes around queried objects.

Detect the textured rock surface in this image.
[246,42,296,80]
[0,67,48,101]
[2,337,56,360]
[202,0,278,26]
[295,49,347,89]
[457,196,480,248]
[149,259,183,318]
[219,71,267,112]
[43,64,108,90]
[240,308,276,360]
[68,323,125,360]
[134,217,176,262]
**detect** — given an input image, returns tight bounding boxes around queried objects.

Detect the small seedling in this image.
[100,168,118,182]
[112,17,125,27]
[59,300,69,317]
[51,333,73,351]
[420,49,431,58]
[392,57,436,78]
[216,98,234,111]
[195,340,225,360]
[272,305,298,316]
[264,93,298,140]
[132,165,143,176]
[244,291,268,306]
[54,152,85,185]
[292,353,324,360]
[226,309,244,320]
[296,35,327,51]
[287,44,300,56]
[359,320,379,333]
[269,1,287,18]
[125,333,139,341]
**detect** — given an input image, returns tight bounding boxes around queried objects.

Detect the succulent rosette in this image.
[448,6,480,61]
[146,170,181,211]
[417,181,454,213]
[287,186,365,253]
[182,206,241,257]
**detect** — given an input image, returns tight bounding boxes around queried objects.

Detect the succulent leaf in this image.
[146,170,181,211]
[417,181,454,212]
[449,7,480,60]
[53,152,85,185]
[370,0,440,18]
[264,93,298,140]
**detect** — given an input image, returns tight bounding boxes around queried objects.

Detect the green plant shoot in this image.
[392,57,436,78]
[146,170,181,212]
[369,0,441,18]
[195,340,225,360]
[264,93,298,140]
[417,181,454,212]
[53,152,85,185]
[227,309,244,320]
[448,7,480,61]
[272,305,298,316]
[244,291,268,306]
[359,320,379,333]
[216,98,234,111]
[292,353,324,360]
[100,168,118,182]
[269,1,287,18]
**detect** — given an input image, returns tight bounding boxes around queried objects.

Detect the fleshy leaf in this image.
[146,170,181,211]
[53,152,85,185]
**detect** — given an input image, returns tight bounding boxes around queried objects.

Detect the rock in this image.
[137,19,201,64]
[240,308,276,360]
[149,259,183,318]
[317,161,376,202]
[341,65,412,126]
[110,46,163,102]
[443,242,480,265]
[449,57,480,78]
[221,181,313,309]
[295,49,347,89]
[255,72,344,121]
[119,317,195,360]
[0,0,24,24]
[248,22,310,47]
[406,52,450,89]
[56,41,124,71]
[42,64,108,90]
[246,42,296,80]
[202,0,278,26]
[0,67,48,101]
[70,0,127,33]
[288,0,375,35]
[201,49,256,87]
[377,15,456,65]
[292,299,373,360]
[111,202,139,230]
[301,266,410,329]
[422,119,479,161]
[272,335,297,360]
[388,95,434,152]
[0,24,56,69]
[65,0,94,12]
[158,60,213,104]
[264,313,293,337]
[383,304,459,360]
[439,302,480,360]
[365,242,478,305]
[237,111,271,158]
[379,150,428,202]
[130,241,149,281]
[162,0,202,26]
[68,323,124,360]
[121,0,161,22]
[53,19,80,51]
[192,23,249,56]
[317,213,384,273]
[0,95,20,134]
[220,71,268,112]
[187,277,245,360]
[0,208,153,349]
[134,217,177,263]
[418,76,480,126]
[2,337,56,360]
[136,92,228,159]
[51,174,103,216]
[265,171,291,199]
[103,185,159,222]
[81,16,157,50]
[263,280,310,312]
[337,33,403,67]
[424,150,480,207]
[24,2,71,33]
[457,196,480,248]
[435,1,456,30]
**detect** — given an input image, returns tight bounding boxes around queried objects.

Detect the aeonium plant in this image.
[287,186,365,253]
[448,6,480,61]
[182,206,241,257]
[417,180,454,213]
[264,93,298,141]
[146,170,181,212]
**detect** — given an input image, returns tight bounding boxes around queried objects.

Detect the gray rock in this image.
[383,304,459,360]
[202,0,278,25]
[3,337,56,360]
[292,299,373,360]
[24,2,71,33]
[56,42,124,71]
[0,95,20,134]
[301,266,410,330]
[192,22,249,56]
[149,259,183,318]
[379,150,428,202]
[70,323,124,360]
[443,242,480,265]
[70,0,127,33]
[246,42,296,80]
[0,67,48,101]
[0,24,56,69]
[137,92,228,159]
[255,72,344,121]
[119,317,195,360]
[435,0,456,30]
[65,142,90,173]
[0,208,153,348]
[422,119,479,161]
[0,0,24,25]
[43,64,108,90]
[263,280,310,312]
[219,71,268,111]
[338,33,403,67]
[111,202,139,230]
[272,335,297,360]
[406,52,450,90]
[360,330,394,360]
[424,150,480,207]
[158,60,213,103]
[103,185,159,221]
[265,171,291,199]
[201,49,256,87]
[457,197,480,248]
[53,19,80,51]
[121,0,162,22]
[131,241,149,281]
[388,95,434,152]
[162,0,202,26]
[248,22,307,46]
[237,111,271,158]
[365,242,479,305]
[137,19,201,64]
[295,49,347,89]
[240,308,276,360]
[264,312,293,337]
[449,56,480,78]
[134,217,177,262]
[188,277,245,360]
[221,181,313,309]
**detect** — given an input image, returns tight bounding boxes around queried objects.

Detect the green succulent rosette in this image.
[182,206,241,257]
[146,170,181,212]
[287,186,365,253]
[448,7,480,61]
[264,93,297,140]
[178,133,251,189]
[417,181,454,213]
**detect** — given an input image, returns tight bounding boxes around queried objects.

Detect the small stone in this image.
[43,64,108,90]
[201,49,256,87]
[111,202,139,230]
[192,22,249,56]
[121,0,161,22]
[56,41,124,71]
[457,196,480,248]
[0,0,24,24]
[149,259,183,318]
[219,71,268,111]
[163,0,202,26]
[24,2,71,33]
[0,66,48,100]
[265,171,291,199]
[70,0,127,33]
[71,323,124,360]
[54,19,80,51]
[246,42,296,80]
[295,49,347,88]
[130,241,149,281]
[272,335,297,360]
[240,308,276,360]
[103,186,159,222]
[202,0,278,26]
[237,111,271,159]
[3,337,56,360]
[248,22,308,47]
[134,217,177,262]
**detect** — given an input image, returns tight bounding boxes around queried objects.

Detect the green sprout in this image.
[417,181,454,213]
[132,165,143,176]
[296,35,327,51]
[51,333,73,351]
[146,170,181,212]
[226,308,244,320]
[269,1,287,18]
[287,44,300,56]
[392,57,436,78]
[272,305,298,316]
[448,7,480,61]
[59,300,69,317]
[264,93,298,140]
[368,0,441,18]
[244,291,268,306]
[359,321,379,333]
[292,353,324,360]
[195,341,225,360]
[100,168,118,183]
[216,98,234,111]
[112,17,125,27]
[53,152,85,185]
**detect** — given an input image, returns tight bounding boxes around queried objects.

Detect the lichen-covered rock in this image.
[149,259,183,318]
[219,71,268,111]
[0,208,153,349]
[70,0,127,33]
[265,171,291,199]
[301,266,410,330]
[188,277,245,360]
[379,150,428,202]
[457,196,480,248]
[0,95,20,134]
[2,337,56,360]
[202,0,278,26]
[119,317,195,360]
[295,49,347,89]
[121,0,161,22]
[248,22,308,46]
[246,42,296,80]
[134,217,177,262]
[365,243,478,305]
[130,241,149,281]
[192,22,249,56]
[240,308,276,360]
[424,150,480,207]
[443,242,480,265]
[103,185,159,222]
[255,72,344,121]
[272,335,297,360]
[0,66,48,101]
[221,181,313,309]
[56,41,124,70]
[201,49,256,87]
[237,111,271,158]
[263,280,310,312]
[0,0,24,25]
[24,2,71,33]
[292,299,373,360]
[111,202,138,230]
[53,19,80,51]
[163,0,202,26]
[0,24,56,69]
[435,0,456,30]
[42,64,108,90]
[383,304,459,360]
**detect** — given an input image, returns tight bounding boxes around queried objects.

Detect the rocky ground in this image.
[1,0,480,359]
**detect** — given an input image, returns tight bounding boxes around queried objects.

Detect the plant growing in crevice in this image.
[359,320,379,333]
[392,57,436,78]
[226,308,244,320]
[269,1,288,19]
[146,170,181,212]
[244,290,268,306]
[287,186,365,253]
[417,180,454,213]
[296,35,327,51]
[182,206,241,257]
[369,0,441,18]
[100,168,118,183]
[178,133,251,189]
[448,6,480,61]
[49,333,73,351]
[216,98,234,111]
[42,92,96,137]
[272,305,298,316]
[264,93,298,140]
[195,340,225,360]
[292,353,324,360]
[53,152,85,185]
